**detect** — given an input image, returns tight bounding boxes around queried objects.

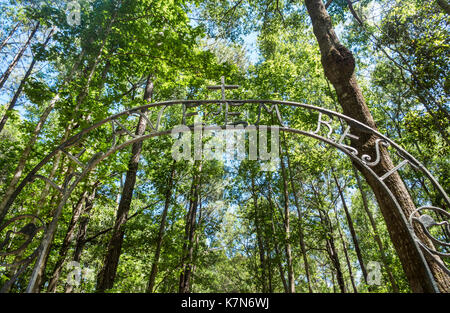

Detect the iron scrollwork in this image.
[0,214,46,267]
[409,206,450,275]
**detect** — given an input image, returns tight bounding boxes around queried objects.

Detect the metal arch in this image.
[0,99,448,291]
[2,100,449,215]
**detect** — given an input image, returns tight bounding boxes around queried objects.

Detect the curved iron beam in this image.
[0,99,447,291]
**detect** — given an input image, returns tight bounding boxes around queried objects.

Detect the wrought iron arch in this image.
[0,98,448,292]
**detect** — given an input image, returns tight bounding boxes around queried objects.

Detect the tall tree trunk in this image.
[332,203,358,293]
[0,46,86,223]
[179,161,202,293]
[147,162,176,293]
[282,133,313,292]
[47,181,99,292]
[96,75,153,292]
[266,177,289,293]
[251,174,268,292]
[279,143,296,293]
[46,189,88,292]
[0,22,40,90]
[319,208,346,293]
[190,198,203,293]
[437,0,450,15]
[263,216,274,293]
[25,162,77,293]
[22,11,117,292]
[270,214,289,293]
[340,234,358,293]
[332,171,368,284]
[65,184,98,293]
[304,0,449,292]
[0,22,20,52]
[353,167,399,292]
[0,27,55,134]
[24,51,110,292]
[44,53,111,291]
[0,12,114,223]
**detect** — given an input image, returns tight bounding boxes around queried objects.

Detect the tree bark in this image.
[0,22,20,52]
[147,162,176,293]
[65,184,97,293]
[250,174,268,292]
[96,75,153,292]
[266,176,289,293]
[279,144,296,293]
[304,0,449,292]
[436,0,450,15]
[179,160,202,293]
[332,171,367,284]
[282,133,313,292]
[353,167,399,292]
[47,180,100,292]
[0,28,55,134]
[0,22,40,90]
[46,189,89,292]
[332,200,358,293]
[319,208,346,293]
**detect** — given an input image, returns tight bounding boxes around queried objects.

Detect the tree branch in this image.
[83,200,161,244]
[436,0,450,15]
[345,0,363,25]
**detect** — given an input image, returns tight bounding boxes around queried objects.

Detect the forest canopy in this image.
[0,0,448,293]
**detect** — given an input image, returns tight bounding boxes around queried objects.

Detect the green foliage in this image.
[0,0,447,293]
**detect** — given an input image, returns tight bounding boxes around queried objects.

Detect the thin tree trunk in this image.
[46,189,89,292]
[179,161,202,293]
[332,170,368,284]
[45,48,112,291]
[96,75,153,293]
[147,162,176,293]
[190,197,203,293]
[65,184,98,293]
[352,167,399,292]
[0,12,114,223]
[266,176,289,293]
[263,217,274,293]
[304,0,449,292]
[437,0,450,15]
[47,180,100,292]
[0,22,20,52]
[331,269,336,293]
[26,161,76,293]
[24,28,115,291]
[271,215,289,293]
[332,203,358,293]
[282,133,313,292]
[0,45,86,223]
[279,143,295,293]
[0,22,40,90]
[24,66,100,292]
[0,28,55,134]
[341,235,358,293]
[319,208,346,293]
[251,174,268,292]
